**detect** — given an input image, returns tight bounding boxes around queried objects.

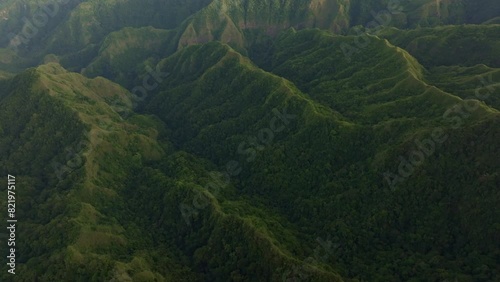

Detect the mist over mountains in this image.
[0,0,499,281]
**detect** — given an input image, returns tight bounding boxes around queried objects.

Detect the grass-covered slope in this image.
[0,63,347,281]
[348,0,500,27]
[3,0,499,74]
[0,1,499,281]
[143,33,500,281]
[0,0,213,71]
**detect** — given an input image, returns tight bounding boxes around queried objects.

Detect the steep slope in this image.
[0,63,183,281]
[378,24,500,68]
[348,0,500,27]
[175,0,350,50]
[143,34,500,280]
[0,64,207,281]
[0,63,346,281]
[3,0,499,73]
[427,65,500,111]
[81,26,178,88]
[176,0,500,53]
[0,0,498,281]
[0,0,213,71]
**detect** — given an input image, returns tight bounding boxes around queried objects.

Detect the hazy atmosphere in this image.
[0,0,499,281]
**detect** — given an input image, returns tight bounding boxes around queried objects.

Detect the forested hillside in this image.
[0,0,499,281]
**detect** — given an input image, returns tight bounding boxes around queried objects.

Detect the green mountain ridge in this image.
[2,0,499,72]
[142,37,499,280]
[0,0,499,281]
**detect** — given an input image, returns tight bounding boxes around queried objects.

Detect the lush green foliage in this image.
[0,0,499,281]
